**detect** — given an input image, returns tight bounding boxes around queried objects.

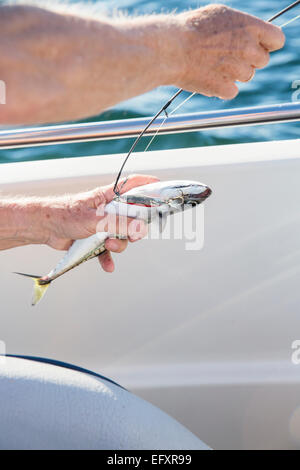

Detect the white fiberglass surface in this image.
[1,139,300,449]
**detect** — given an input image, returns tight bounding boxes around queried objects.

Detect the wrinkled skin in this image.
[174,4,285,99]
[0,3,285,124]
[0,175,159,273]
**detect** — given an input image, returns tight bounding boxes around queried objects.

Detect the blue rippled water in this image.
[0,0,299,164]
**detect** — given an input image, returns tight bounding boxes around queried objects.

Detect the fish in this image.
[15,180,211,306]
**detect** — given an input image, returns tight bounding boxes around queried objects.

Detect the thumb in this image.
[102,174,159,202]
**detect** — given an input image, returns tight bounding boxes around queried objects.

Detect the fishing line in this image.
[144,92,197,153]
[113,1,300,196]
[281,12,300,27]
[113,88,184,195]
[143,3,300,156]
[268,0,300,22]
[115,91,195,194]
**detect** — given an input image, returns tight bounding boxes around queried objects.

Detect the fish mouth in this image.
[201,186,212,200]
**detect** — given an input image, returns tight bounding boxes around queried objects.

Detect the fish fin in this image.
[14,272,51,306]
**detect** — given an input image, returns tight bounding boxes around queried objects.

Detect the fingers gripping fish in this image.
[16,181,211,306]
[12,2,300,306]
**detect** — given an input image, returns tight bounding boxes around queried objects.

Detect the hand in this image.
[170,4,285,99]
[10,174,158,272]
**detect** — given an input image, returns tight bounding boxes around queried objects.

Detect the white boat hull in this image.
[1,139,300,449]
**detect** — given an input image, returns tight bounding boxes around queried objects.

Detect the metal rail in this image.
[0,101,299,150]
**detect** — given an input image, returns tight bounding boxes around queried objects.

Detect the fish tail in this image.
[14,272,51,306]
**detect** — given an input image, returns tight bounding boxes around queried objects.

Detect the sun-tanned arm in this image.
[0,3,285,125]
[0,175,157,272]
[0,3,285,270]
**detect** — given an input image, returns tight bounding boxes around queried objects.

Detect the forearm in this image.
[0,4,284,125]
[0,198,51,250]
[0,5,179,124]
[0,175,156,260]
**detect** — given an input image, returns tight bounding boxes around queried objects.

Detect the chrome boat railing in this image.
[0,102,299,150]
